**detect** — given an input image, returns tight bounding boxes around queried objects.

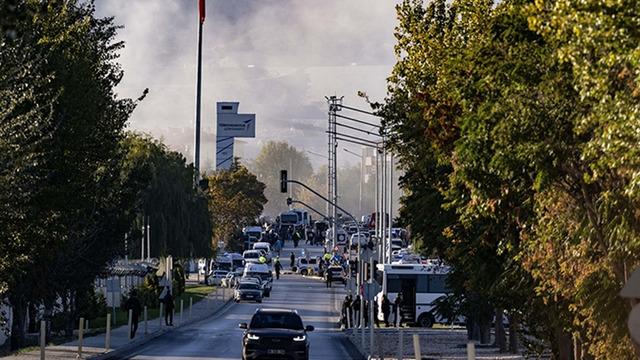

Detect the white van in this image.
[243,250,262,264]
[243,263,273,296]
[252,242,272,264]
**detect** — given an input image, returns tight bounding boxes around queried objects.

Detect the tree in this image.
[205,161,267,251]
[382,0,640,357]
[251,141,313,217]
[0,0,146,347]
[120,133,213,259]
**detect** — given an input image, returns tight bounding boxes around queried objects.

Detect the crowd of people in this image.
[340,292,406,329]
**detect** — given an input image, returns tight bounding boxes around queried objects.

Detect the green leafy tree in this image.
[120,133,212,259]
[0,0,142,346]
[206,162,267,251]
[251,141,313,217]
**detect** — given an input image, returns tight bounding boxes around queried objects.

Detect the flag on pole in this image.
[199,0,206,24]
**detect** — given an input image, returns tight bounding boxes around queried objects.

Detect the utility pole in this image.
[193,0,206,184]
[326,96,343,249]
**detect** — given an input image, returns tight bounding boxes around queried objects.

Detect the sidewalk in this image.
[4,287,234,360]
[346,327,527,360]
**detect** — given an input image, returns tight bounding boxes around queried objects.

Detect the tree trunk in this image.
[554,326,573,360]
[508,313,519,354]
[9,299,27,350]
[494,308,506,352]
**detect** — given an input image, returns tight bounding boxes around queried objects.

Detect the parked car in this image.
[234,282,263,303]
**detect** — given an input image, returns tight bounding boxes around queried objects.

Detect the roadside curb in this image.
[88,297,235,360]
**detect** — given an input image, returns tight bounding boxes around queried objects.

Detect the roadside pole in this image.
[105,313,111,351]
[467,342,476,360]
[189,297,193,319]
[78,317,84,358]
[127,309,133,340]
[398,329,403,360]
[369,257,375,357]
[143,306,148,335]
[159,303,164,328]
[413,334,421,360]
[180,299,184,325]
[39,320,45,360]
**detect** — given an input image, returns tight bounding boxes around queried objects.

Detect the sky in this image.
[95,0,400,171]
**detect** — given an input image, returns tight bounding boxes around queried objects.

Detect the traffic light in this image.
[286,197,292,206]
[280,170,288,193]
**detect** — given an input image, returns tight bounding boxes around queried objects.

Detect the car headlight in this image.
[293,335,306,342]
[247,333,260,340]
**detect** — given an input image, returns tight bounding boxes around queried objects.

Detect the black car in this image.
[239,308,314,360]
[325,266,346,285]
[235,282,263,303]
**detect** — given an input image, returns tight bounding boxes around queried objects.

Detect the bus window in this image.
[386,274,401,293]
[417,276,429,293]
[428,274,449,293]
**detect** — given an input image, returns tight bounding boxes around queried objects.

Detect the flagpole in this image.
[194,0,204,184]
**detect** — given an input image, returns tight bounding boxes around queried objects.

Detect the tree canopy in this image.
[381,0,640,357]
[205,162,267,252]
[251,141,313,217]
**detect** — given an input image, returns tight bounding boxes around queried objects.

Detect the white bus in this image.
[376,263,451,327]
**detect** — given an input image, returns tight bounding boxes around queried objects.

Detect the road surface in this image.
[121,245,359,360]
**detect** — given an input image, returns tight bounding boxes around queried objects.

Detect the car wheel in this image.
[301,269,308,276]
[417,313,435,328]
[257,299,262,303]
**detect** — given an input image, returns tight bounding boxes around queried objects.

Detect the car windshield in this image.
[250,313,304,330]
[239,283,260,290]
[244,252,259,258]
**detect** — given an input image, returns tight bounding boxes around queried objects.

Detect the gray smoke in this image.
[95,0,399,170]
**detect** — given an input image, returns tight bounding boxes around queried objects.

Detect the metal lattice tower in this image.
[326,96,343,249]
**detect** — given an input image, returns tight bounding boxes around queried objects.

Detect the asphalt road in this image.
[122,245,359,360]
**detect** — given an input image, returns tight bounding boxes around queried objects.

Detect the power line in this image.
[335,113,381,129]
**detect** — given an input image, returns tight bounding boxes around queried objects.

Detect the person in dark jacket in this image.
[352,295,361,327]
[393,292,405,327]
[290,252,296,269]
[162,287,175,326]
[124,289,142,338]
[326,268,333,288]
[274,258,282,280]
[363,300,369,327]
[373,298,380,328]
[381,294,391,327]
[341,295,352,327]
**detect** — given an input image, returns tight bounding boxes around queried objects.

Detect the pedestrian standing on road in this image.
[326,268,333,288]
[163,287,175,326]
[124,289,142,338]
[341,295,352,328]
[290,252,296,269]
[274,258,282,280]
[394,292,405,327]
[363,300,369,327]
[381,294,391,327]
[352,295,361,327]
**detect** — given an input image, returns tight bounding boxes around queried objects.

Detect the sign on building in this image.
[216,102,256,170]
